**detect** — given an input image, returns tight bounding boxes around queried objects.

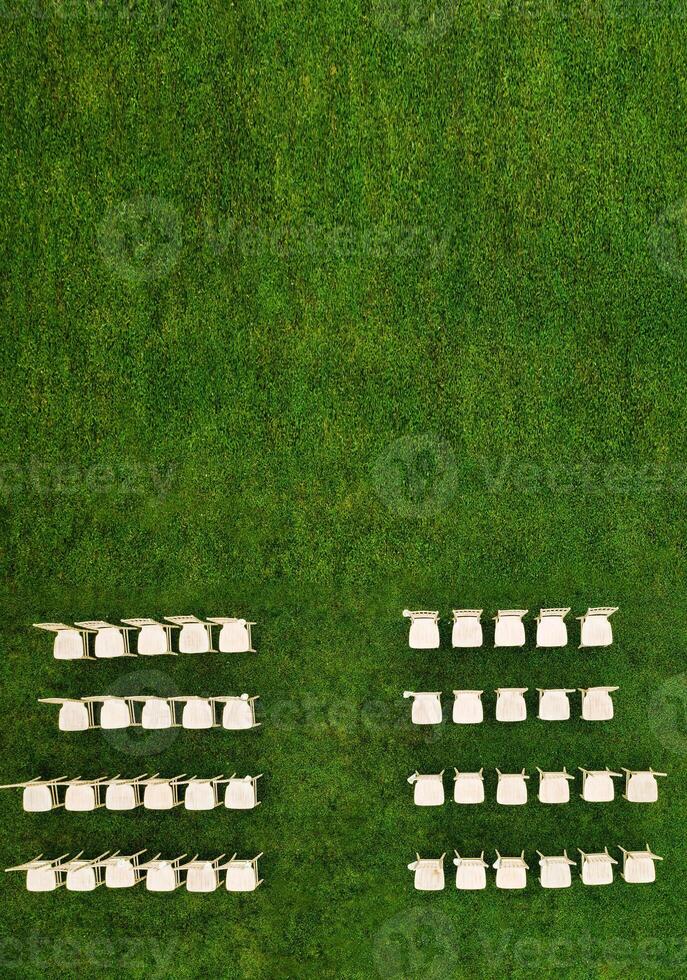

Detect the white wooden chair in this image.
[402,610,440,649]
[216,694,261,730]
[407,771,445,806]
[453,769,485,804]
[5,853,70,891]
[64,776,109,812]
[141,854,188,892]
[121,618,177,656]
[495,688,528,722]
[577,606,618,648]
[619,845,663,883]
[34,622,94,660]
[141,774,186,810]
[84,695,137,730]
[580,686,618,721]
[170,696,218,730]
[65,851,111,891]
[105,774,147,811]
[537,768,574,804]
[452,690,483,724]
[132,696,179,730]
[453,851,488,890]
[451,610,483,648]
[493,851,528,889]
[403,691,442,725]
[164,615,215,654]
[225,853,264,892]
[0,777,66,812]
[103,850,147,888]
[537,851,576,889]
[207,617,256,653]
[537,688,575,721]
[407,853,445,891]
[493,609,528,647]
[38,697,98,731]
[535,608,570,647]
[182,855,228,893]
[622,768,667,803]
[182,776,228,810]
[74,621,135,659]
[579,768,622,802]
[224,774,262,810]
[496,769,529,805]
[578,848,617,885]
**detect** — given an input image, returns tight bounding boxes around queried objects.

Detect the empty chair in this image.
[164,615,214,654]
[577,606,618,648]
[225,853,264,892]
[537,768,574,804]
[623,768,667,803]
[578,848,617,886]
[182,776,228,811]
[141,854,188,892]
[452,690,483,724]
[224,774,262,810]
[34,622,93,660]
[407,853,445,891]
[402,610,440,649]
[0,777,65,812]
[537,851,576,889]
[133,696,178,730]
[74,621,134,659]
[65,851,111,891]
[535,608,570,648]
[453,851,488,890]
[121,618,176,656]
[493,851,528,889]
[39,697,97,732]
[84,696,137,730]
[102,850,146,889]
[493,609,528,647]
[403,691,442,725]
[171,696,217,730]
[207,617,256,653]
[619,845,663,884]
[495,688,528,722]
[579,768,622,802]
[5,853,70,891]
[453,769,485,804]
[217,694,261,730]
[537,688,574,721]
[142,774,186,810]
[451,610,483,648]
[580,686,619,721]
[65,777,108,812]
[105,774,147,811]
[496,769,529,805]
[183,855,228,893]
[407,771,445,806]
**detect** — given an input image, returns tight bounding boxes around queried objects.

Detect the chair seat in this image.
[66,866,97,891]
[582,691,614,721]
[144,783,175,810]
[582,860,614,885]
[540,862,572,888]
[581,616,613,647]
[138,624,168,655]
[141,699,173,729]
[452,619,482,648]
[496,694,526,722]
[412,864,445,891]
[539,777,570,804]
[536,618,567,647]
[54,630,85,660]
[23,785,54,812]
[497,778,528,805]
[408,619,440,649]
[218,622,250,652]
[179,624,210,653]
[495,867,526,889]
[454,776,484,804]
[455,864,486,890]
[222,700,254,729]
[452,693,483,724]
[187,864,220,892]
[106,861,136,888]
[106,784,137,810]
[624,857,656,883]
[583,774,616,802]
[146,864,177,892]
[413,778,445,806]
[100,699,131,729]
[626,773,658,803]
[182,700,214,729]
[494,619,525,647]
[185,783,216,810]
[94,627,126,658]
[226,863,260,892]
[26,867,58,892]
[410,695,442,725]
[224,780,257,809]
[538,691,570,721]
[59,702,90,731]
[65,785,97,811]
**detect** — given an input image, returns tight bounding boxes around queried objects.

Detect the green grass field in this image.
[2,1,687,977]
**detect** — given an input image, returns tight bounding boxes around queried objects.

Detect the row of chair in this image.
[403,607,618,649]
[0,774,262,812]
[404,687,618,723]
[34,616,256,659]
[39,694,260,731]
[409,847,662,890]
[408,768,666,805]
[6,851,263,892]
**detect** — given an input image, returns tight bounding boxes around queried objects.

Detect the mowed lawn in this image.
[2,2,687,977]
